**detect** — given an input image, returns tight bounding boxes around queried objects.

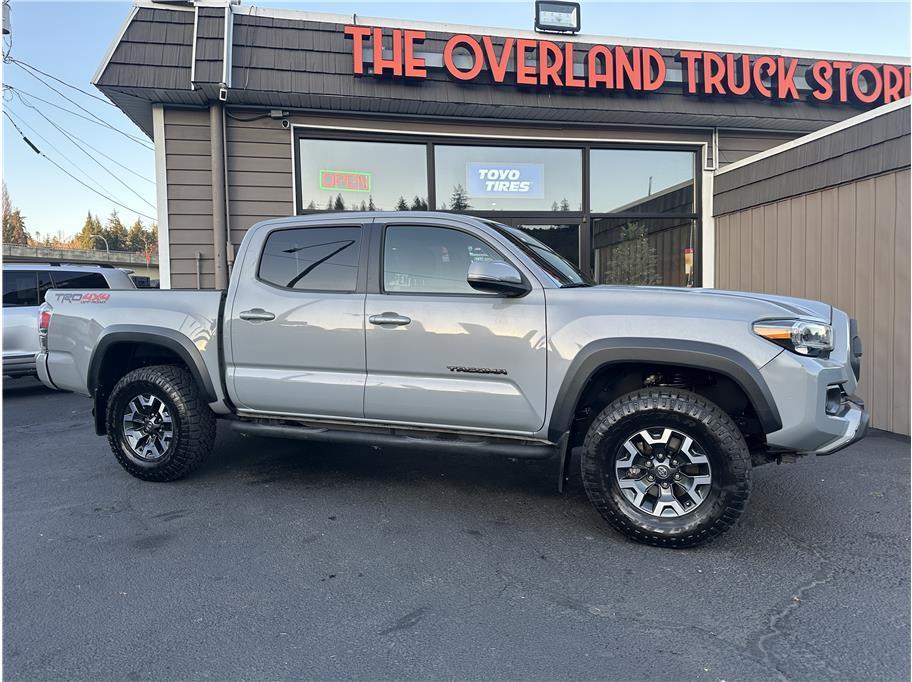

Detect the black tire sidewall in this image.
[108,378,182,471]
[582,389,751,546]
[597,412,733,537]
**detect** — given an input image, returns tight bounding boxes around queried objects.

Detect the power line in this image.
[8,58,116,107]
[5,109,156,221]
[9,63,144,138]
[7,85,153,150]
[6,106,113,195]
[13,91,156,208]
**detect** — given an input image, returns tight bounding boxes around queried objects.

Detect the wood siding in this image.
[715,167,911,434]
[164,108,214,289]
[715,108,911,215]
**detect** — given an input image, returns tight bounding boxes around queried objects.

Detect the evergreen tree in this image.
[449,185,471,211]
[305,200,316,211]
[359,200,367,211]
[333,194,346,211]
[410,196,428,211]
[104,209,129,251]
[559,198,570,212]
[551,201,559,211]
[601,222,661,286]
[395,196,409,211]
[2,184,31,245]
[127,219,149,252]
[76,211,101,249]
[325,197,334,210]
[367,195,376,211]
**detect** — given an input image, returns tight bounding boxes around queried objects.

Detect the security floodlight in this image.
[534,1,580,34]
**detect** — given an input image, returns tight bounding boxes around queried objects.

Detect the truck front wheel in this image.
[105,364,216,481]
[581,388,751,548]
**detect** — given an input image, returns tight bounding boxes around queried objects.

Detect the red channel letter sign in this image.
[343,26,911,105]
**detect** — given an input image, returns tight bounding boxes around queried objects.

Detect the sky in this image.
[1,0,910,239]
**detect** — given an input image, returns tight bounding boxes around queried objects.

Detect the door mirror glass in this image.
[466,260,529,297]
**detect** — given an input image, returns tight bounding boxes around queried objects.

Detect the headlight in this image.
[752,319,833,356]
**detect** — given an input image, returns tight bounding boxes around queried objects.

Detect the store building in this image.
[93,1,910,431]
[94,0,909,290]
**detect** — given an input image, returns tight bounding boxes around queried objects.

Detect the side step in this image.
[229,419,558,460]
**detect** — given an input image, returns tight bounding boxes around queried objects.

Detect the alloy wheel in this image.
[614,427,713,517]
[121,393,174,461]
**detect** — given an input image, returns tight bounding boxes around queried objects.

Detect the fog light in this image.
[825,385,843,416]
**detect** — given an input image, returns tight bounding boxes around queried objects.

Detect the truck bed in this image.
[41,289,226,404]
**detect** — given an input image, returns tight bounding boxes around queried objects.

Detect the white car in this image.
[3,264,135,378]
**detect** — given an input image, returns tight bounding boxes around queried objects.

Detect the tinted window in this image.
[593,216,697,287]
[384,225,502,295]
[435,145,582,213]
[485,221,591,287]
[259,226,361,292]
[3,271,38,307]
[50,271,108,289]
[298,138,428,212]
[589,149,696,214]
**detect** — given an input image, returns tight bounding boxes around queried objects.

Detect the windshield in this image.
[484,221,594,287]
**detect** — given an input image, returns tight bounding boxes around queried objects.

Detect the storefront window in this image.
[590,149,695,214]
[592,217,698,287]
[434,145,582,212]
[298,138,427,212]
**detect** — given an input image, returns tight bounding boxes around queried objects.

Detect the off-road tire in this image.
[581,388,751,548]
[106,364,216,481]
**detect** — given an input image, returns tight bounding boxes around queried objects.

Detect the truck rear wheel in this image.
[105,364,216,481]
[581,388,751,548]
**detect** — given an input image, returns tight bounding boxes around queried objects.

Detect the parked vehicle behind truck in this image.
[35,212,868,547]
[3,263,135,378]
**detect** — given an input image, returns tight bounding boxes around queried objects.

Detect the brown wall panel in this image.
[892,168,911,435]
[714,166,910,434]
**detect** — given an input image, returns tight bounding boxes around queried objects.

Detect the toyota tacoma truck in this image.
[35,212,868,547]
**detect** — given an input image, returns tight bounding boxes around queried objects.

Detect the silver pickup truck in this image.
[36,212,867,547]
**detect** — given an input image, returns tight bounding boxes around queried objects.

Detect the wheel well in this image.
[567,362,766,450]
[92,341,190,435]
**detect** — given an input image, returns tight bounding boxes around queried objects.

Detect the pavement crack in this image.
[746,522,843,679]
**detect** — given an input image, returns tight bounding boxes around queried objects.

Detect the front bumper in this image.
[760,351,868,455]
[813,394,869,456]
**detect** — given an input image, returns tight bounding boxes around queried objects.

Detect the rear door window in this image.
[50,271,109,289]
[3,270,39,307]
[258,226,362,292]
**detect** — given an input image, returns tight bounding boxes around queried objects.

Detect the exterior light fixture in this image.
[534,1,581,34]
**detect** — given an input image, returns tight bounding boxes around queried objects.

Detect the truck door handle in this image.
[239,308,275,322]
[369,312,411,327]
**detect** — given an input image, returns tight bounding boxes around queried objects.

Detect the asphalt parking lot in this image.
[3,376,910,681]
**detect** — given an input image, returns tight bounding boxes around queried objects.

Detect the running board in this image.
[229,419,558,460]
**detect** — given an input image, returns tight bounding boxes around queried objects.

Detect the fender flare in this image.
[547,338,783,443]
[88,326,218,404]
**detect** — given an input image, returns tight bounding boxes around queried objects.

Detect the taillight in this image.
[38,303,52,350]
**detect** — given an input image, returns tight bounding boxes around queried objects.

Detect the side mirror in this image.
[467,260,530,297]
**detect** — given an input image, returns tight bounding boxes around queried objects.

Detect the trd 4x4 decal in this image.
[54,293,111,304]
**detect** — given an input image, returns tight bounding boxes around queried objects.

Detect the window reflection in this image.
[298,139,427,212]
[592,217,697,287]
[590,150,695,214]
[435,145,582,212]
